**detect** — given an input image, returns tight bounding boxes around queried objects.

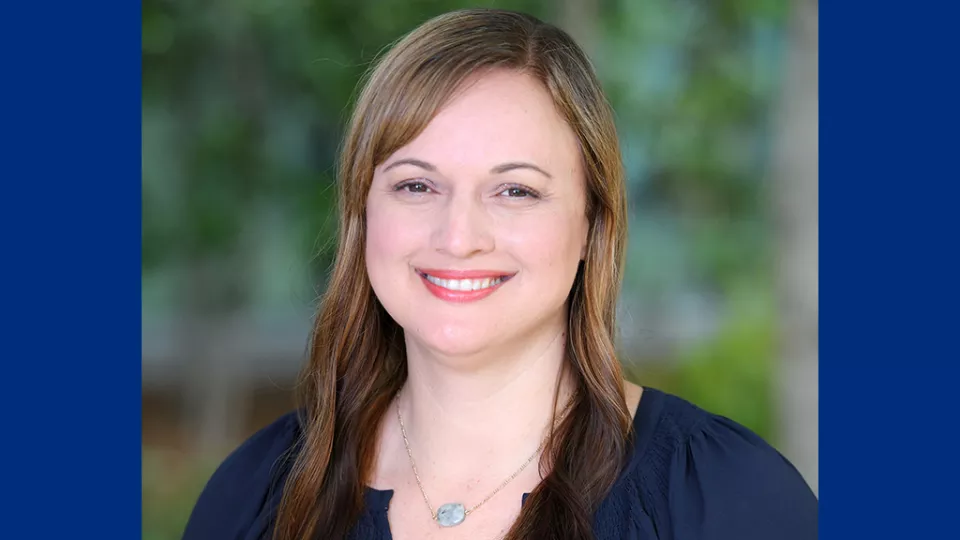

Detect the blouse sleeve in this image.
[182,412,300,540]
[667,414,818,540]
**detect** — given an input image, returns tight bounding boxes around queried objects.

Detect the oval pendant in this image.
[436,503,466,527]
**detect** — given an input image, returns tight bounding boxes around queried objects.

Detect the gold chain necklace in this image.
[395,389,573,527]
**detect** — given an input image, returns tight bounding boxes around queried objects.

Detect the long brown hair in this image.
[273,8,631,540]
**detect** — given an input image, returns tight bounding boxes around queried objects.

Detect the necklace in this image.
[395,389,574,528]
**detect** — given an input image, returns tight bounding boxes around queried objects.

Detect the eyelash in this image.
[393,180,541,200]
[394,179,434,194]
[497,184,541,199]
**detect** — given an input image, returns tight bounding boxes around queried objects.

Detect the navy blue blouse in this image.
[183,387,818,539]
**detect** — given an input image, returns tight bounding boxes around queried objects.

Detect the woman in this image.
[183,8,817,540]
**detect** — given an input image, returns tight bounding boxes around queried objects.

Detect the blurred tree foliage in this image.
[142,0,785,291]
[143,0,791,536]
[142,0,546,287]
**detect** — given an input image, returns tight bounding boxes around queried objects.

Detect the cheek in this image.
[365,200,431,276]
[501,209,586,277]
[365,203,414,314]
[365,210,394,265]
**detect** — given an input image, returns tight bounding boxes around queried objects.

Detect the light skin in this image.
[365,69,642,540]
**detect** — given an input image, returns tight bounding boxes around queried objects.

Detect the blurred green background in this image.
[142,0,818,538]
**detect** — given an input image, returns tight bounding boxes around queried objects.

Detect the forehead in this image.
[384,70,581,175]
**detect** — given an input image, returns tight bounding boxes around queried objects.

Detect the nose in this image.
[431,193,495,258]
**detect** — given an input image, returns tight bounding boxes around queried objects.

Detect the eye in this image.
[395,180,433,194]
[497,185,539,199]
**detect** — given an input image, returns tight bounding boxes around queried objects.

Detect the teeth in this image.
[424,274,503,292]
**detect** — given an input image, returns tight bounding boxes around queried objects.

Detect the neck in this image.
[395,326,575,478]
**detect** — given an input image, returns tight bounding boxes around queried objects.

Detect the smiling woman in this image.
[366,69,588,359]
[182,8,817,540]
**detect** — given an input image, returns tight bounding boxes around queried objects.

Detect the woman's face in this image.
[365,70,589,360]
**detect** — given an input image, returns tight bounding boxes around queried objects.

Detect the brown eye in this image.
[407,182,429,193]
[397,181,432,194]
[499,186,538,199]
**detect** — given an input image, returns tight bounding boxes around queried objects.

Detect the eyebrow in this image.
[382,158,436,173]
[382,158,553,179]
[491,161,553,179]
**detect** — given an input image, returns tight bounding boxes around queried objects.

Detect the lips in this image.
[416,268,515,302]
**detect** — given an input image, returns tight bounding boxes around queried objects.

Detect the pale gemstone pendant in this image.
[395,389,575,529]
[436,503,466,527]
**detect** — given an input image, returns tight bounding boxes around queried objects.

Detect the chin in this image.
[411,322,498,360]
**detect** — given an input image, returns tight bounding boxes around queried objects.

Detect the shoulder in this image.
[625,388,818,540]
[182,411,303,540]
